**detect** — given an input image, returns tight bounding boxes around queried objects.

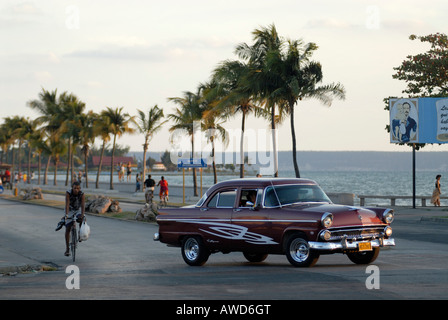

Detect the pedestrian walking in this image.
[135,173,141,192]
[431,174,442,206]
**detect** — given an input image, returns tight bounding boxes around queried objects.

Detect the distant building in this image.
[152,162,166,171]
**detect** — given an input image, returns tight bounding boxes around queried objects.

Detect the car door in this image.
[230,188,277,252]
[198,188,237,250]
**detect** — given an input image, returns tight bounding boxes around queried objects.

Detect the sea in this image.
[39,168,442,207]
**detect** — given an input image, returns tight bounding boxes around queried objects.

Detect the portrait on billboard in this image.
[390,98,418,143]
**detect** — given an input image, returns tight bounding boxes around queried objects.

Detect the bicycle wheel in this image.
[71,225,77,262]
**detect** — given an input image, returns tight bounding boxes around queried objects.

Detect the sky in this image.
[1,0,448,156]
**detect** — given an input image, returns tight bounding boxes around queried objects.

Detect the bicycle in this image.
[145,188,154,204]
[66,215,84,262]
[160,191,168,207]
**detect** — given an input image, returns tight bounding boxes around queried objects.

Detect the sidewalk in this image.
[16,181,201,207]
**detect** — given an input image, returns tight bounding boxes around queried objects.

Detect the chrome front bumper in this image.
[309,238,395,251]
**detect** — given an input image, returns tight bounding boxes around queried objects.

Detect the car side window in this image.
[264,187,280,207]
[239,189,259,208]
[207,189,237,208]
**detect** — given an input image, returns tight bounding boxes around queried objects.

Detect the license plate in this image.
[358,242,372,251]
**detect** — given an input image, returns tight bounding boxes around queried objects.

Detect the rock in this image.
[85,195,122,214]
[20,187,44,200]
[135,203,158,222]
[109,200,122,213]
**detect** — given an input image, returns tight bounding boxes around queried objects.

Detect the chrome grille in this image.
[328,227,385,241]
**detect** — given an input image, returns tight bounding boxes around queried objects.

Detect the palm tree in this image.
[263,38,346,177]
[235,24,285,177]
[3,116,29,177]
[134,105,167,185]
[94,114,112,189]
[78,110,97,188]
[1,118,17,173]
[101,107,135,190]
[27,89,65,184]
[198,81,229,183]
[48,135,67,185]
[28,126,47,185]
[59,92,86,185]
[168,90,205,196]
[209,61,264,178]
[0,125,11,164]
[20,118,37,183]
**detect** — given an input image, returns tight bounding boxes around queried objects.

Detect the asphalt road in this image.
[1,197,448,302]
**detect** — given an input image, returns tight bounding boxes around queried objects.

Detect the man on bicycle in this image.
[143,174,155,203]
[64,181,85,256]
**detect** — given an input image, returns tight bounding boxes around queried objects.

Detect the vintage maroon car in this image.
[154,178,395,267]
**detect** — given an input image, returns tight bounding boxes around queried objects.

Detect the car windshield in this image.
[264,184,331,207]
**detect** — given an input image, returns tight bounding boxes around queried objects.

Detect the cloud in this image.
[64,45,166,62]
[64,36,234,62]
[9,2,43,15]
[34,71,53,82]
[304,18,359,30]
[381,19,428,32]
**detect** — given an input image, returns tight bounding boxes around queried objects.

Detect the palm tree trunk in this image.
[71,150,75,186]
[109,135,117,190]
[44,156,51,185]
[96,141,105,188]
[211,137,217,184]
[191,136,198,197]
[17,140,22,177]
[65,139,71,186]
[37,152,42,185]
[11,148,15,178]
[84,151,89,188]
[27,146,31,183]
[142,141,148,189]
[240,111,246,178]
[289,102,300,178]
[53,160,58,185]
[270,103,278,177]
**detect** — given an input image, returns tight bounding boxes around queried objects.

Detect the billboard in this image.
[390,97,448,144]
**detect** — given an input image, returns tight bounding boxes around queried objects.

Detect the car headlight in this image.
[321,212,333,228]
[319,230,332,241]
[384,226,393,237]
[382,209,394,224]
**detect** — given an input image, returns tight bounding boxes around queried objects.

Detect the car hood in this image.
[284,203,384,227]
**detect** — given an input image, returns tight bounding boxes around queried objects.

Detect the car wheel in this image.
[285,235,319,267]
[181,236,210,266]
[243,252,268,263]
[347,247,380,264]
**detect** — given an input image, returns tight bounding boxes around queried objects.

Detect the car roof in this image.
[207,177,318,193]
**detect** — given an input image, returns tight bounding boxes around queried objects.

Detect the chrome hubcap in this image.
[290,238,309,262]
[184,238,199,261]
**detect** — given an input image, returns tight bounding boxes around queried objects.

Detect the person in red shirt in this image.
[157,176,169,203]
[4,169,11,183]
